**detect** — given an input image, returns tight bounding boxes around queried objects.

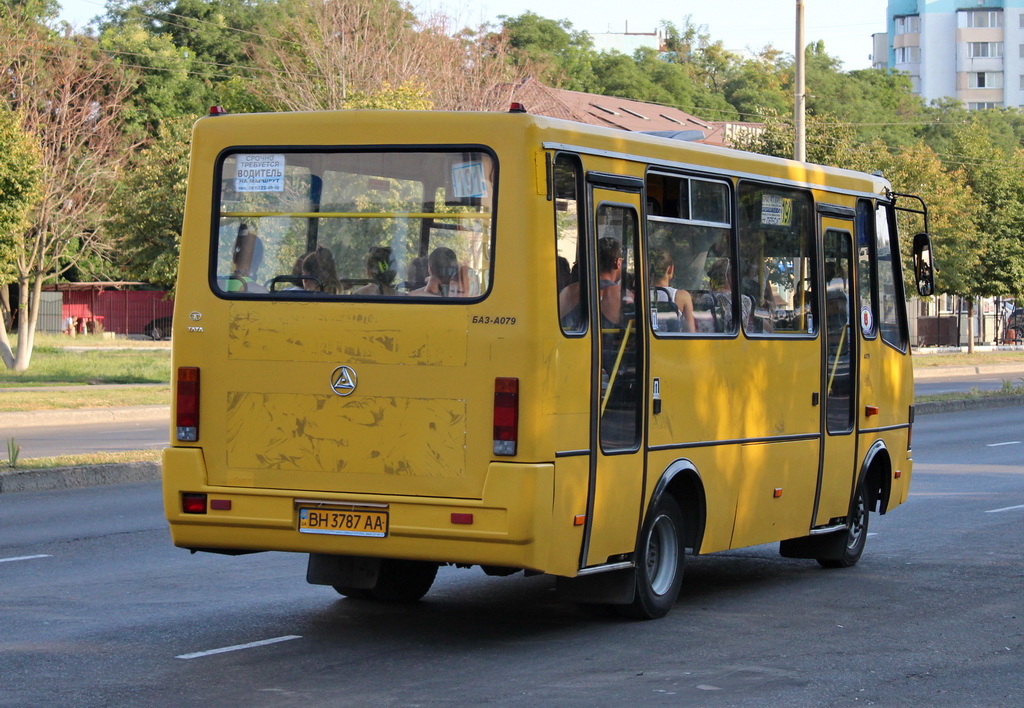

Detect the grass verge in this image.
[1,449,160,471]
[0,385,170,412]
[912,350,1024,367]
[1,345,170,387]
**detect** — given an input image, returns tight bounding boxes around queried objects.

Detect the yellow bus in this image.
[163,106,935,619]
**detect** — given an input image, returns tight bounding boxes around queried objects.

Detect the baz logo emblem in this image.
[330,365,358,397]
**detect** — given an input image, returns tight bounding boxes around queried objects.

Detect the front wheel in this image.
[618,495,685,619]
[818,484,869,568]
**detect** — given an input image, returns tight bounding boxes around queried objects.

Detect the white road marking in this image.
[0,554,52,563]
[176,635,302,660]
[986,441,1022,447]
[985,504,1024,514]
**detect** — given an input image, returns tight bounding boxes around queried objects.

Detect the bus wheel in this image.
[818,484,869,569]
[371,559,438,602]
[619,495,685,620]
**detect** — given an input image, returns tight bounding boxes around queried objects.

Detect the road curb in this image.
[0,461,161,494]
[915,394,1024,415]
[912,364,1024,380]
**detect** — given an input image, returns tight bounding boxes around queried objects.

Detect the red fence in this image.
[62,290,174,337]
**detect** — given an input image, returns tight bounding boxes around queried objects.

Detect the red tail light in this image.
[176,366,200,442]
[493,377,519,456]
[182,493,207,514]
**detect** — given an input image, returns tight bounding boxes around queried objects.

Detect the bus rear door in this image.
[582,181,647,568]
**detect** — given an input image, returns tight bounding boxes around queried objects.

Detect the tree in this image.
[247,0,529,112]
[0,6,133,370]
[0,109,42,338]
[106,115,195,291]
[97,0,285,128]
[500,12,598,92]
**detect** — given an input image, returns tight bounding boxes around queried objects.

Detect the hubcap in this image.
[847,491,866,551]
[646,513,679,596]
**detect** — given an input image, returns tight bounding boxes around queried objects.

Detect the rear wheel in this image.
[618,495,685,619]
[332,559,438,602]
[373,560,438,602]
[818,484,869,568]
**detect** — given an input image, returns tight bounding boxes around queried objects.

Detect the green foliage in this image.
[500,12,598,91]
[345,81,433,110]
[0,108,42,285]
[106,115,195,289]
[5,437,20,467]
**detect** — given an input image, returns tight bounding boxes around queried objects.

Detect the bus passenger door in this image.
[815,221,858,525]
[582,185,647,568]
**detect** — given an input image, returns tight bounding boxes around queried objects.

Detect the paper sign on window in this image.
[761,194,793,226]
[452,162,488,199]
[235,154,285,192]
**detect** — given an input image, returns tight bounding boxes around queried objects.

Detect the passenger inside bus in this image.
[354,247,398,296]
[402,256,428,292]
[409,247,461,296]
[226,224,267,292]
[648,248,695,333]
[704,257,752,332]
[558,237,626,328]
[300,246,342,294]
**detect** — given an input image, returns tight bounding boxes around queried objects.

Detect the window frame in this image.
[208,144,499,304]
[643,168,738,339]
[735,181,819,340]
[553,152,588,337]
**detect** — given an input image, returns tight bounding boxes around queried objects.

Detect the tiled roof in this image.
[507,77,759,147]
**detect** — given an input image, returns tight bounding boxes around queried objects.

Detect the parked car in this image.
[144,315,173,340]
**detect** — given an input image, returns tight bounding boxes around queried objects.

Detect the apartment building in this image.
[888,0,1024,108]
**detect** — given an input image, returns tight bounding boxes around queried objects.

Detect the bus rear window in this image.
[214,149,495,299]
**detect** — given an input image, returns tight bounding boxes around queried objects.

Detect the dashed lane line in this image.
[0,554,52,563]
[985,504,1024,514]
[176,635,302,660]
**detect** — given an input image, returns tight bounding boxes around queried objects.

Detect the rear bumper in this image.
[162,447,580,574]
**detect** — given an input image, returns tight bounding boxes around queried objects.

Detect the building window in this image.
[967,102,1003,110]
[895,15,920,34]
[895,46,921,63]
[969,72,1003,89]
[960,10,1003,28]
[1020,43,1024,59]
[968,42,1004,59]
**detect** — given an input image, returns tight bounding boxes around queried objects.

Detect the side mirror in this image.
[913,232,935,297]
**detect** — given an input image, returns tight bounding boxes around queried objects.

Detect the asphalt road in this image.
[2,406,1022,707]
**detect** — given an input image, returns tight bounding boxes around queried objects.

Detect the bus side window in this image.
[554,155,586,334]
[737,184,815,335]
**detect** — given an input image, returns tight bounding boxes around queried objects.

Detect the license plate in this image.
[298,507,388,537]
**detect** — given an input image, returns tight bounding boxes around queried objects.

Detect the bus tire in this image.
[618,495,685,620]
[371,559,438,602]
[818,483,869,569]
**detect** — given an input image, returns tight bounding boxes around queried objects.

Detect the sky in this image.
[57,0,890,71]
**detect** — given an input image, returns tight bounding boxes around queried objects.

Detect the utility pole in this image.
[794,0,806,162]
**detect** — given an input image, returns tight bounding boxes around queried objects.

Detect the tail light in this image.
[176,366,200,442]
[493,377,519,456]
[182,493,207,514]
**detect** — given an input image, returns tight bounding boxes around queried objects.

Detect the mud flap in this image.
[779,529,847,561]
[306,553,380,589]
[556,567,636,605]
